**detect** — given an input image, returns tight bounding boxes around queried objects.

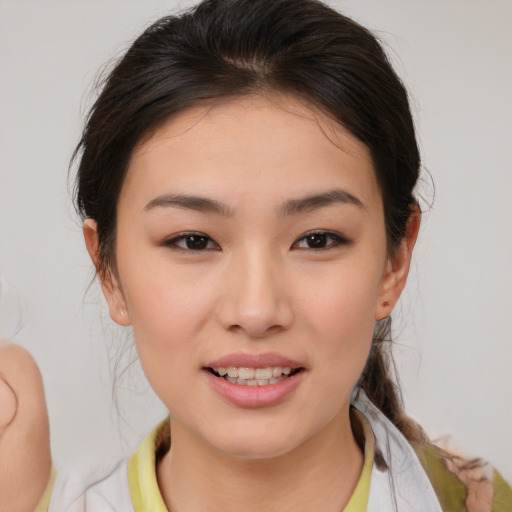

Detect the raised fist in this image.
[0,342,52,512]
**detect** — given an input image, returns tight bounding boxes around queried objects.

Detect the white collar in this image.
[352,391,443,512]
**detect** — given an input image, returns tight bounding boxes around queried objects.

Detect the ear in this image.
[83,219,131,326]
[375,205,421,321]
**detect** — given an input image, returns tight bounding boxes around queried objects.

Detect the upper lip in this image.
[205,352,304,369]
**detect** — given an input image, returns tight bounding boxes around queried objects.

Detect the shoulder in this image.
[352,390,511,512]
[47,460,134,512]
[413,442,512,512]
[84,459,134,512]
[46,419,169,512]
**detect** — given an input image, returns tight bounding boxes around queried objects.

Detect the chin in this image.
[213,436,297,460]
[202,418,307,460]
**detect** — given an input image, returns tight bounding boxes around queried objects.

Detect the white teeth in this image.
[255,367,272,380]
[238,367,255,379]
[272,366,283,377]
[213,365,298,385]
[227,367,238,378]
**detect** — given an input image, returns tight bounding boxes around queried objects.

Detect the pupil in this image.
[308,234,327,248]
[186,236,208,249]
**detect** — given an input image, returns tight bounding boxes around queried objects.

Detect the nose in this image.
[216,247,294,338]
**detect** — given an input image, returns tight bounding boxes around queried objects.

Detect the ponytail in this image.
[357,317,428,444]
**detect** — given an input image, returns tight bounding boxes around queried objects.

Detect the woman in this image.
[0,0,510,511]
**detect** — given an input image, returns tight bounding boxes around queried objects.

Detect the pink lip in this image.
[203,368,305,408]
[206,352,303,369]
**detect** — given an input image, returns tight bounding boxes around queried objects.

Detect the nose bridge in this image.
[220,241,292,336]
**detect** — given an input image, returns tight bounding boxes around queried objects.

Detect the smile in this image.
[209,366,300,386]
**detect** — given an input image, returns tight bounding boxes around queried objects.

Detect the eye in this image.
[164,232,220,251]
[292,231,350,250]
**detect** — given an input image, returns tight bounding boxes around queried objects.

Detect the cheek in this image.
[298,261,381,340]
[120,244,217,328]
[116,256,220,390]
[295,265,380,388]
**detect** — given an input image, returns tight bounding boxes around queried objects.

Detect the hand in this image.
[0,341,52,512]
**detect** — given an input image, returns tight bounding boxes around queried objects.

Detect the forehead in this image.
[134,94,370,161]
[124,94,381,212]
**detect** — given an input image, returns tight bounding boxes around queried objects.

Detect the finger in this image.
[0,375,17,428]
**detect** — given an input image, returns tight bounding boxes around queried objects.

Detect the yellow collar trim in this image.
[128,413,375,512]
[128,418,169,512]
[343,409,375,511]
[34,466,57,512]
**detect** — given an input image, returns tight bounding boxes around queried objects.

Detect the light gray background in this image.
[1,0,511,482]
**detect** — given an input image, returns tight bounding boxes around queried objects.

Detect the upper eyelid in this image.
[165,230,211,240]
[164,232,220,248]
[296,230,349,241]
[292,230,351,248]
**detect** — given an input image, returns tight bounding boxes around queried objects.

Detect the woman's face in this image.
[94,95,409,459]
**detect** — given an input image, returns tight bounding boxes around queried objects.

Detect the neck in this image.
[157,408,363,512]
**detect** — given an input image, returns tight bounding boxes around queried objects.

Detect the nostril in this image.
[228,323,285,338]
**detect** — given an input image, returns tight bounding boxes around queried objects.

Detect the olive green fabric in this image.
[414,443,466,512]
[413,443,512,512]
[492,469,512,512]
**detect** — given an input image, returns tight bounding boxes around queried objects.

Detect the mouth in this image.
[206,366,304,386]
[203,356,306,407]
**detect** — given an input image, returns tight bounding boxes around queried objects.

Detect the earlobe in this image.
[375,205,421,321]
[82,219,131,327]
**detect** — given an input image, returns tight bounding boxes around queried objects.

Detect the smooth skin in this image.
[85,94,420,512]
[0,341,52,512]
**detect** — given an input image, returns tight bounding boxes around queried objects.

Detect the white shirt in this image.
[46,391,443,512]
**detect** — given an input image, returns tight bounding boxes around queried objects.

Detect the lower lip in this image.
[203,369,305,408]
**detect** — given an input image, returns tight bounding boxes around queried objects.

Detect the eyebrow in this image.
[143,188,364,217]
[144,194,234,216]
[279,188,364,216]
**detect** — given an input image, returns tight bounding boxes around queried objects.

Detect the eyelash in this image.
[163,231,351,252]
[163,232,220,251]
[292,231,351,251]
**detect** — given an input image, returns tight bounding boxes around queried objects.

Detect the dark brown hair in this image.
[74,0,425,442]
